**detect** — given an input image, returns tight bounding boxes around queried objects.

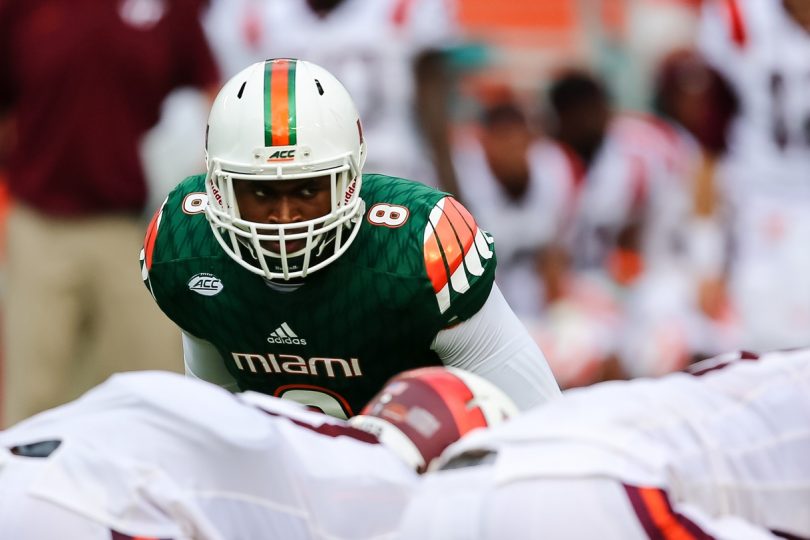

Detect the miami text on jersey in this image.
[231,353,363,378]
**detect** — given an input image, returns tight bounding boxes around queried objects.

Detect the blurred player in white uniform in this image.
[0,367,516,539]
[699,0,810,351]
[398,348,810,539]
[203,0,459,190]
[546,71,705,380]
[452,101,579,319]
[638,49,743,366]
[451,99,613,388]
[547,71,693,275]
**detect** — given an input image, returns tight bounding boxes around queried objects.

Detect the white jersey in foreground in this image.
[0,372,416,540]
[399,349,810,539]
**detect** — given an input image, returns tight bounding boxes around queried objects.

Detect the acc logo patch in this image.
[188,273,223,297]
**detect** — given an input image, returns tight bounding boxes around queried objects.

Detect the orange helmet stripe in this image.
[416,369,486,436]
[264,59,298,147]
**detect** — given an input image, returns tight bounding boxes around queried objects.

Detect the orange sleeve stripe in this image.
[722,0,747,47]
[270,59,291,146]
[423,229,447,293]
[423,214,458,293]
[143,206,162,271]
[433,213,462,274]
[638,487,700,540]
[443,197,476,255]
[446,197,478,232]
[423,197,482,294]
[435,197,476,274]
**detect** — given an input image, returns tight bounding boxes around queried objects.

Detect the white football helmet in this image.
[205,58,367,280]
[348,367,518,473]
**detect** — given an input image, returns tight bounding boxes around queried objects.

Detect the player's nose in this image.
[267,197,302,224]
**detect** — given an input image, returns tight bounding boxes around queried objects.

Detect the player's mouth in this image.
[266,239,307,254]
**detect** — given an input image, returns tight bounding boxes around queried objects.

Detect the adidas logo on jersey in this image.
[268,322,307,345]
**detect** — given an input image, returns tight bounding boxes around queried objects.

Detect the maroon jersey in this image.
[0,0,219,215]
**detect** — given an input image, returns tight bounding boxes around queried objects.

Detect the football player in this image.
[0,366,517,539]
[140,59,561,420]
[397,348,810,539]
[698,0,810,351]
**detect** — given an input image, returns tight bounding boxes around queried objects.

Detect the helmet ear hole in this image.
[237,81,247,99]
[315,79,325,95]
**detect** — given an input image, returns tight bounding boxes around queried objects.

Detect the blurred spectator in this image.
[203,0,461,195]
[0,0,219,426]
[452,100,579,319]
[698,0,810,352]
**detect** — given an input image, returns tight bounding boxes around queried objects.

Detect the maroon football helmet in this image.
[349,367,517,473]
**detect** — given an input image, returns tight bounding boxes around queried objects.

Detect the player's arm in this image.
[431,284,561,410]
[414,49,459,197]
[182,331,240,391]
[407,0,462,197]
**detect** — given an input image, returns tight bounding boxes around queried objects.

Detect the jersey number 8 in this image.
[367,203,409,228]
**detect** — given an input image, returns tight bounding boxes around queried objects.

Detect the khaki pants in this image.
[1,204,182,427]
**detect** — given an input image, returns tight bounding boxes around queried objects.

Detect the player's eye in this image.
[299,183,321,198]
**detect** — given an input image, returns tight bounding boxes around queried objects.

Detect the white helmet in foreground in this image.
[205,58,367,280]
[349,367,518,474]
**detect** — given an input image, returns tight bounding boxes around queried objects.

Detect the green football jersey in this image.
[142,173,497,418]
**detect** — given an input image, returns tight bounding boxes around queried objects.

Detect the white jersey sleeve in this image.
[431,284,562,410]
[182,330,239,391]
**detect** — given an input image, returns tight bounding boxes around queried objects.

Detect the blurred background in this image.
[2,0,808,424]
